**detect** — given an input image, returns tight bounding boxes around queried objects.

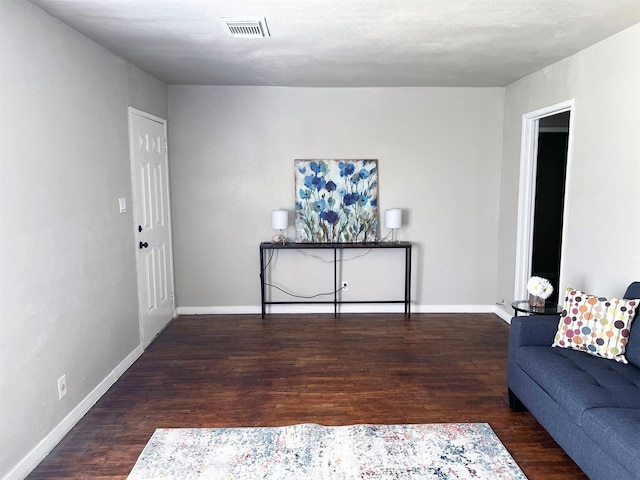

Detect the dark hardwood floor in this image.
[26,313,587,479]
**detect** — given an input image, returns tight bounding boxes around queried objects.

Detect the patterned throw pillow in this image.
[552,287,638,363]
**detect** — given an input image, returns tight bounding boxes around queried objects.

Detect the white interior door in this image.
[129,108,175,348]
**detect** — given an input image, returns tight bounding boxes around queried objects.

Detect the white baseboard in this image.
[411,304,494,314]
[5,345,144,480]
[176,305,262,315]
[177,304,514,319]
[176,305,408,315]
[494,304,515,323]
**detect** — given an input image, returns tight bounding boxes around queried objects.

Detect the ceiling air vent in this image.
[220,17,270,38]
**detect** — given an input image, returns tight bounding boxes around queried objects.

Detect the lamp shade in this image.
[271,210,288,230]
[385,209,402,229]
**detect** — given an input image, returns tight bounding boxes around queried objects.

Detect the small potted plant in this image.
[527,276,553,308]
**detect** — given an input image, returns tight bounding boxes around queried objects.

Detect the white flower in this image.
[527,276,554,300]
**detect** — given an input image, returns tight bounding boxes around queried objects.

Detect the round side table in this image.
[511,300,562,316]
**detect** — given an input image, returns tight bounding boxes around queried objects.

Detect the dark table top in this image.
[511,300,562,315]
[260,241,411,249]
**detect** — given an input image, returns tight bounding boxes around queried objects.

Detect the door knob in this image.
[139,241,149,249]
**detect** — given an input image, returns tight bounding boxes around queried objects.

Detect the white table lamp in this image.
[385,208,402,243]
[271,210,288,244]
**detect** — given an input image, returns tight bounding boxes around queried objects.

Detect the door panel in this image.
[129,110,174,347]
[144,249,156,310]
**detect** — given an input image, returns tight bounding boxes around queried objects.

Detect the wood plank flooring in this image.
[26,313,587,479]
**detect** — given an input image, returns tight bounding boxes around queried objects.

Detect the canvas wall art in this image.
[295,159,378,243]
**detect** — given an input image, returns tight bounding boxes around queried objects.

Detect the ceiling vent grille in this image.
[220,17,270,38]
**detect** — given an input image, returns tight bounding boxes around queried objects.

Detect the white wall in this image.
[0,2,167,478]
[496,24,640,315]
[168,86,505,312]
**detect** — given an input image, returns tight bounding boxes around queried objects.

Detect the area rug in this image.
[127,423,527,479]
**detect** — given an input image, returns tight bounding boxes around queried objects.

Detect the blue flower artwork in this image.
[295,159,378,243]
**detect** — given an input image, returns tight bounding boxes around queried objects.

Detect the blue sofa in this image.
[507,282,640,480]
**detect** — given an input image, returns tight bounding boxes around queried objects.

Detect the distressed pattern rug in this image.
[127,423,527,479]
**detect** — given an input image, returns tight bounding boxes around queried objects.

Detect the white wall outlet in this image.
[57,374,67,400]
[341,281,349,292]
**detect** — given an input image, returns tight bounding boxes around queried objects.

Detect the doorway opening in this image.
[515,101,573,303]
[531,112,570,303]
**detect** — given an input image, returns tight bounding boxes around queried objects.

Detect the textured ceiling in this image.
[29,0,640,87]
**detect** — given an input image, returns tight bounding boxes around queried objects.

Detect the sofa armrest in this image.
[509,314,559,347]
[507,314,561,399]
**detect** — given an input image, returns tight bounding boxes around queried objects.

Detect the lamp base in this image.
[385,228,399,243]
[272,230,287,245]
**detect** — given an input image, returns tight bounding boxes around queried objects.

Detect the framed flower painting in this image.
[295,159,378,243]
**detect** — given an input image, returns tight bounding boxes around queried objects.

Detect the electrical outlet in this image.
[57,375,67,400]
[341,281,349,292]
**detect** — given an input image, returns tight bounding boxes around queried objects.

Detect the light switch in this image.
[119,197,127,213]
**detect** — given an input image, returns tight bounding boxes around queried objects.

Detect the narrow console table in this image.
[259,241,412,318]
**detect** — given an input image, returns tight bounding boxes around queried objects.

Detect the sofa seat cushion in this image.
[582,407,640,475]
[516,346,640,425]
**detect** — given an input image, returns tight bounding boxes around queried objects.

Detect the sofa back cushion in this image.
[623,282,640,368]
